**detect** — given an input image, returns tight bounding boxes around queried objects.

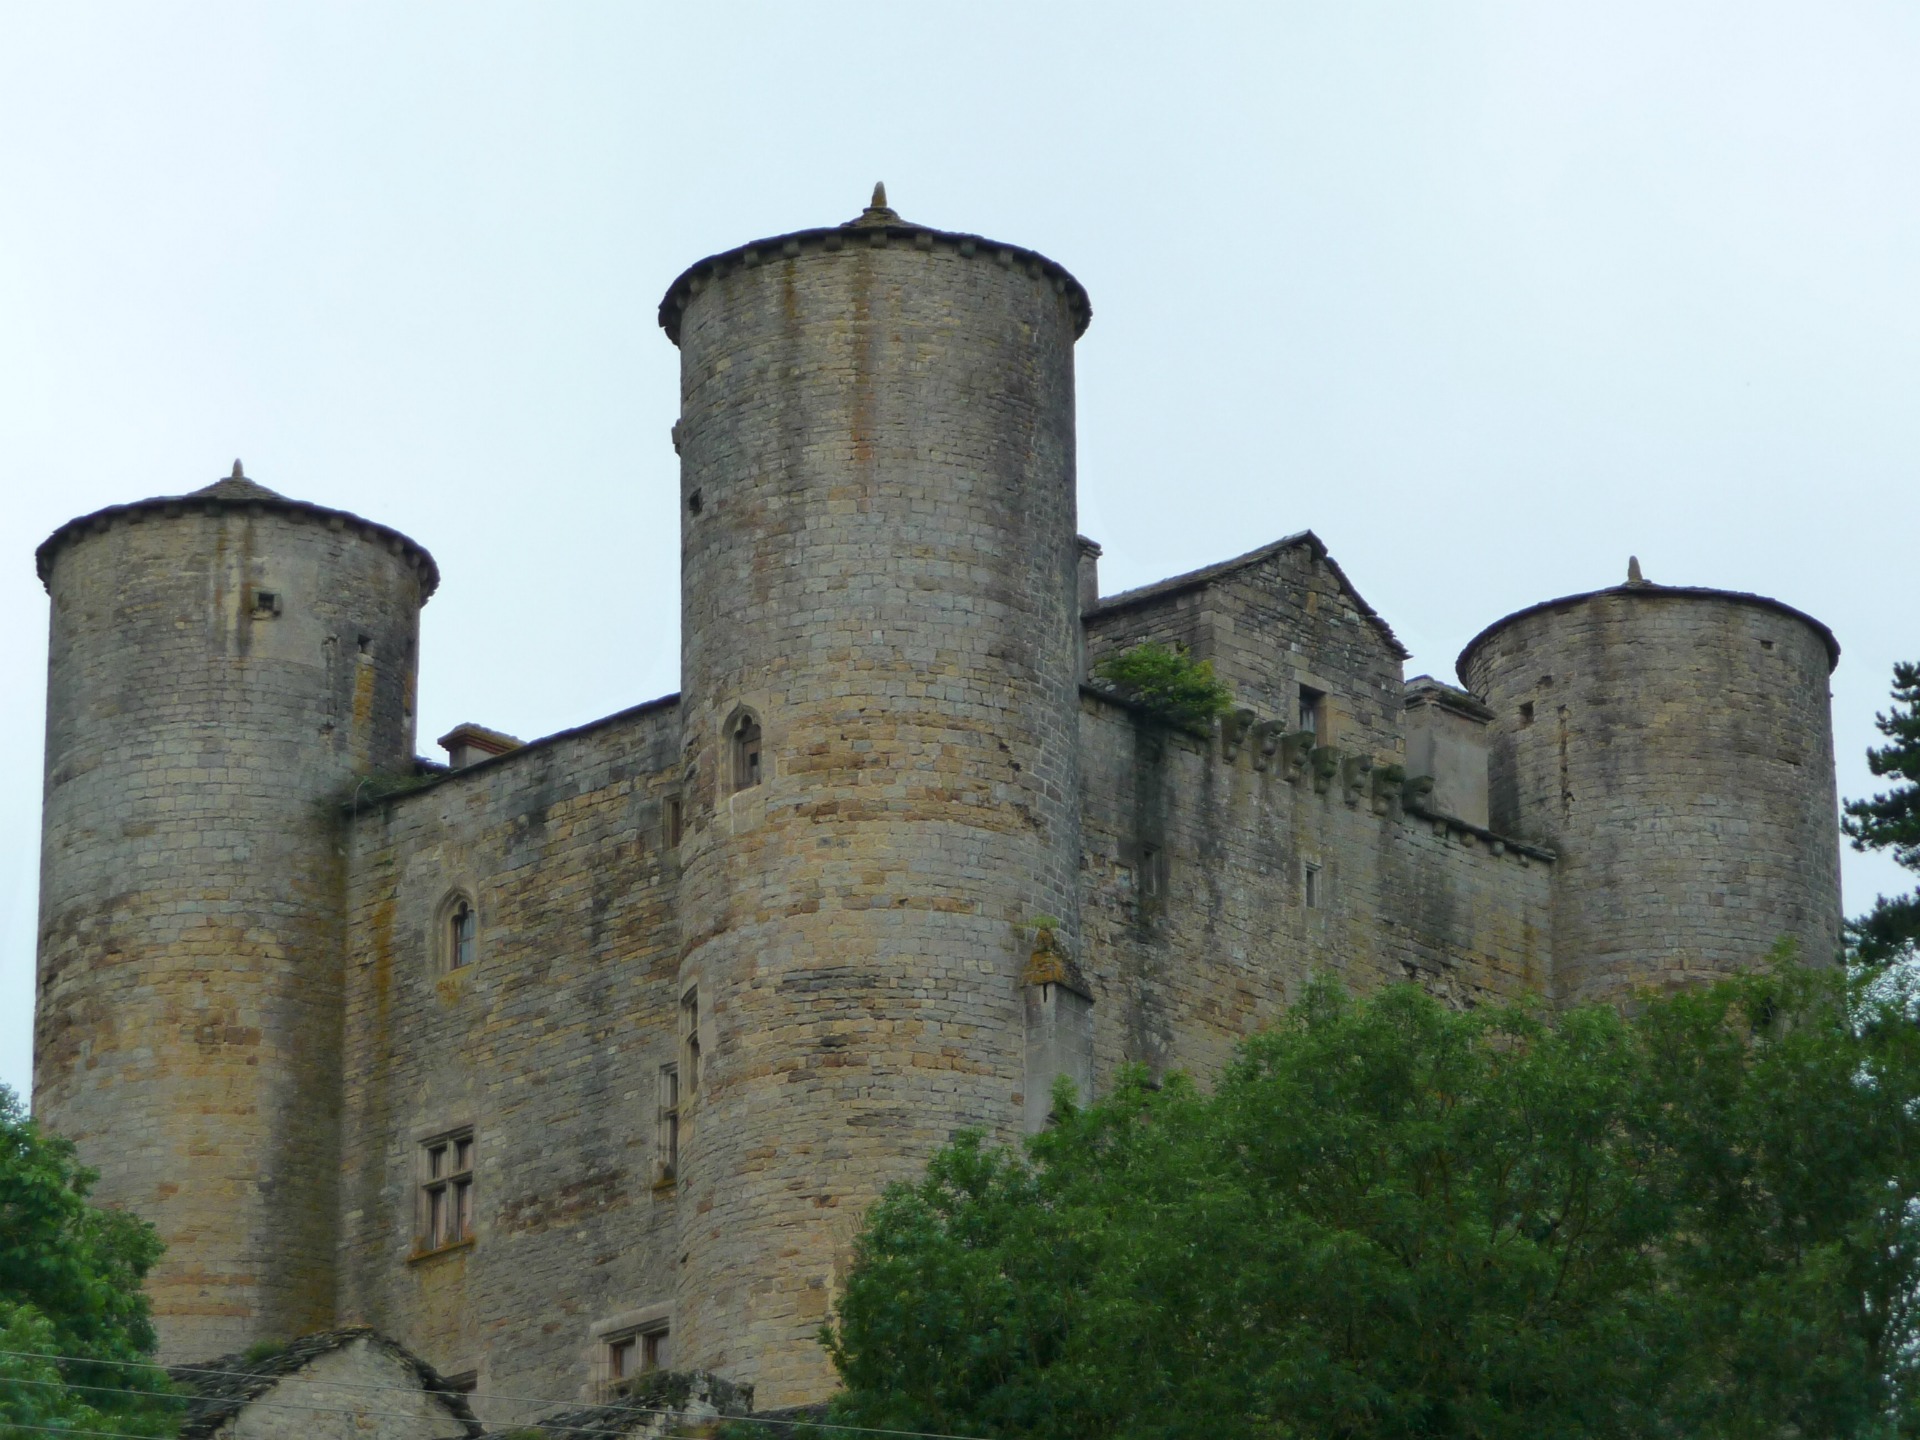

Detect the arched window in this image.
[728,709,763,791]
[438,891,478,974]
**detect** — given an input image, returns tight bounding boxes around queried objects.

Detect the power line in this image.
[0,1350,997,1440]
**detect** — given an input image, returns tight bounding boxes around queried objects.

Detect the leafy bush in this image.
[1093,642,1234,732]
[821,964,1920,1439]
[0,1085,175,1437]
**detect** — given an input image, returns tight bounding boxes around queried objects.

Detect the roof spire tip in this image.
[1627,555,1645,585]
[871,181,887,209]
[232,459,245,479]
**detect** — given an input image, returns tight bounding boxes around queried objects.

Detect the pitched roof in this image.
[37,469,439,599]
[1086,530,1410,660]
[168,1327,481,1440]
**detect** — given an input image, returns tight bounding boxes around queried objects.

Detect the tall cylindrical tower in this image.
[1458,575,1841,1008]
[659,190,1090,1405]
[34,469,435,1361]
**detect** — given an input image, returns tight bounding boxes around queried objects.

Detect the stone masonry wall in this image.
[1461,588,1842,1006]
[1085,539,1407,758]
[36,498,423,1362]
[336,698,683,1411]
[1077,692,1551,1086]
[666,222,1085,1407]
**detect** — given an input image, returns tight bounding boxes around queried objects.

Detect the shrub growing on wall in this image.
[1093,642,1234,733]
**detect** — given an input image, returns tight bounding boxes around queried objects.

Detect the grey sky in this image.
[3,3,1915,1102]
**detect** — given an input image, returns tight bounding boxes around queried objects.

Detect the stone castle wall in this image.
[1078,695,1550,1090]
[29,201,1845,1417]
[335,698,683,1402]
[1461,587,1842,1005]
[665,216,1088,1408]
[35,492,426,1361]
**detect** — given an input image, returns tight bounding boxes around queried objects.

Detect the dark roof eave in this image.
[37,492,440,600]
[1456,584,1841,681]
[657,222,1091,344]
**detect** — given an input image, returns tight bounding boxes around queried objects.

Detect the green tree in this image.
[1846,660,1920,967]
[0,1085,174,1438]
[820,968,1920,1439]
[1092,642,1235,733]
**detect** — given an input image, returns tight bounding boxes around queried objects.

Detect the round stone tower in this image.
[1457,570,1841,1008]
[658,188,1090,1405]
[34,467,435,1361]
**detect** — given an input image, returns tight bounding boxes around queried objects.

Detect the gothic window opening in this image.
[449,899,476,971]
[729,709,763,791]
[439,890,480,983]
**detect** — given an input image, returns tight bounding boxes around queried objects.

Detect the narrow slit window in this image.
[665,795,684,848]
[657,1063,680,1182]
[1304,862,1321,909]
[681,989,702,1094]
[449,900,476,970]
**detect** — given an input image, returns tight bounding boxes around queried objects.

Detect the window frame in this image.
[417,1127,476,1255]
[727,708,764,792]
[656,1062,681,1185]
[680,988,702,1095]
[436,890,479,975]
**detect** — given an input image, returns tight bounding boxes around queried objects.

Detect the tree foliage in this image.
[821,968,1920,1439]
[1846,660,1920,967]
[1092,642,1235,732]
[0,1085,173,1438]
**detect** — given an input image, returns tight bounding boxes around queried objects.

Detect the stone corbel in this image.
[1221,707,1258,763]
[1241,718,1280,771]
[1340,752,1374,806]
[1402,773,1437,812]
[1280,730,1316,782]
[1370,762,1406,815]
[1023,926,1092,999]
[1310,745,1341,794]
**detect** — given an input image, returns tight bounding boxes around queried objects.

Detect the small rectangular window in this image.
[665,796,684,848]
[1519,701,1535,727]
[602,1323,669,1397]
[419,1129,475,1252]
[1304,861,1321,909]
[1299,686,1326,739]
[251,589,281,618]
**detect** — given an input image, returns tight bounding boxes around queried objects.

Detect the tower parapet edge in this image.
[1458,577,1842,1007]
[666,193,1088,1406]
[33,468,433,1361]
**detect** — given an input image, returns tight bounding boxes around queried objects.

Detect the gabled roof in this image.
[1085,530,1410,660]
[168,1327,481,1440]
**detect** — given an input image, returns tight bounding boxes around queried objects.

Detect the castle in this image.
[31,189,1843,1413]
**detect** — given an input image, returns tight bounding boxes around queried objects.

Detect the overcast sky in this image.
[2,3,1916,1102]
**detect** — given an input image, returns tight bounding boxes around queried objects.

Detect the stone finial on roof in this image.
[232,459,244,479]
[1627,555,1645,586]
[847,182,901,228]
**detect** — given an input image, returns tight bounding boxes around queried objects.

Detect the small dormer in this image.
[1402,677,1492,828]
[437,723,523,771]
